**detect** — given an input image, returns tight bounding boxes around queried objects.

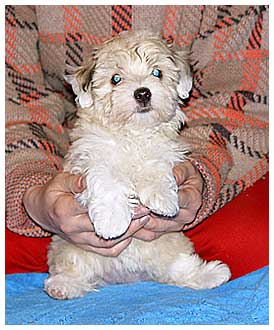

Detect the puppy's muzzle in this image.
[134,87,152,108]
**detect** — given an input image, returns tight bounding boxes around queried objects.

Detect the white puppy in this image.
[45,31,231,299]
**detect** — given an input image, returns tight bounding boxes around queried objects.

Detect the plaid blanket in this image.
[5,5,269,236]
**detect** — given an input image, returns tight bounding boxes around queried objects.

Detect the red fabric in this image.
[5,228,50,274]
[185,173,269,280]
[6,173,268,278]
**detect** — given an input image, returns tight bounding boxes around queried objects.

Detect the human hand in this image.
[132,160,203,241]
[23,172,150,256]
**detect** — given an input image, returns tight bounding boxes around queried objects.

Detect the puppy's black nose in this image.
[134,87,152,106]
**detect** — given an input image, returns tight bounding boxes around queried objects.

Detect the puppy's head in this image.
[65,31,192,128]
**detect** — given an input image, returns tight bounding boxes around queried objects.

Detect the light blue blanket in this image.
[5,266,268,325]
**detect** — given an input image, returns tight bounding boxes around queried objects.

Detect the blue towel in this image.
[5,266,268,325]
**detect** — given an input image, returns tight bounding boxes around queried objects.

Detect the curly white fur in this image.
[45,31,230,299]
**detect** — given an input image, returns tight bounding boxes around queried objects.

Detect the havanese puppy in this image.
[45,31,231,299]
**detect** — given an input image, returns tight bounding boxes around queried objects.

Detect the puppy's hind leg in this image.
[45,236,102,300]
[166,253,231,289]
[44,273,98,300]
[141,233,231,290]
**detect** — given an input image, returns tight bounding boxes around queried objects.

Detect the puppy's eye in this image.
[111,74,122,85]
[152,69,162,78]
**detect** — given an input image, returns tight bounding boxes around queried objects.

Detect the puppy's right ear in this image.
[64,57,96,108]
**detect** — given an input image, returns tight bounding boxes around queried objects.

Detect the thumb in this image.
[173,163,189,186]
[71,175,86,193]
[60,173,87,194]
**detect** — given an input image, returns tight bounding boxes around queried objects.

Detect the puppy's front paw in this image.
[90,200,132,239]
[139,187,179,217]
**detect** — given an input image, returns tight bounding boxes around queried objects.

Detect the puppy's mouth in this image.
[135,104,152,113]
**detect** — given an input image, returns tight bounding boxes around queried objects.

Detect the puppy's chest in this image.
[67,126,186,175]
[106,132,181,166]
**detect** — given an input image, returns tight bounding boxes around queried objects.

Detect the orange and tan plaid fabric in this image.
[5,5,269,236]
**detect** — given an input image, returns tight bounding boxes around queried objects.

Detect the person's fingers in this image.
[100,215,150,245]
[182,175,204,194]
[175,207,199,224]
[75,237,133,256]
[67,216,150,247]
[177,186,202,210]
[140,207,198,234]
[66,231,113,247]
[132,228,162,241]
[123,215,150,237]
[143,216,182,232]
[173,162,203,192]
[173,163,190,186]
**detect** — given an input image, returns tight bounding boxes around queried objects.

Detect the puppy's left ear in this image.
[64,57,96,108]
[173,50,193,100]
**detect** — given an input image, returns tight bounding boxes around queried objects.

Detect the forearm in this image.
[5,148,62,236]
[182,126,268,231]
[5,5,71,236]
[179,4,269,229]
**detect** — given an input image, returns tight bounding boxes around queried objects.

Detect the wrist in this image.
[6,163,55,237]
[183,156,221,230]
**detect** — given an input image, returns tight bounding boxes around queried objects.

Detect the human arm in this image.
[5,5,70,236]
[178,5,269,229]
